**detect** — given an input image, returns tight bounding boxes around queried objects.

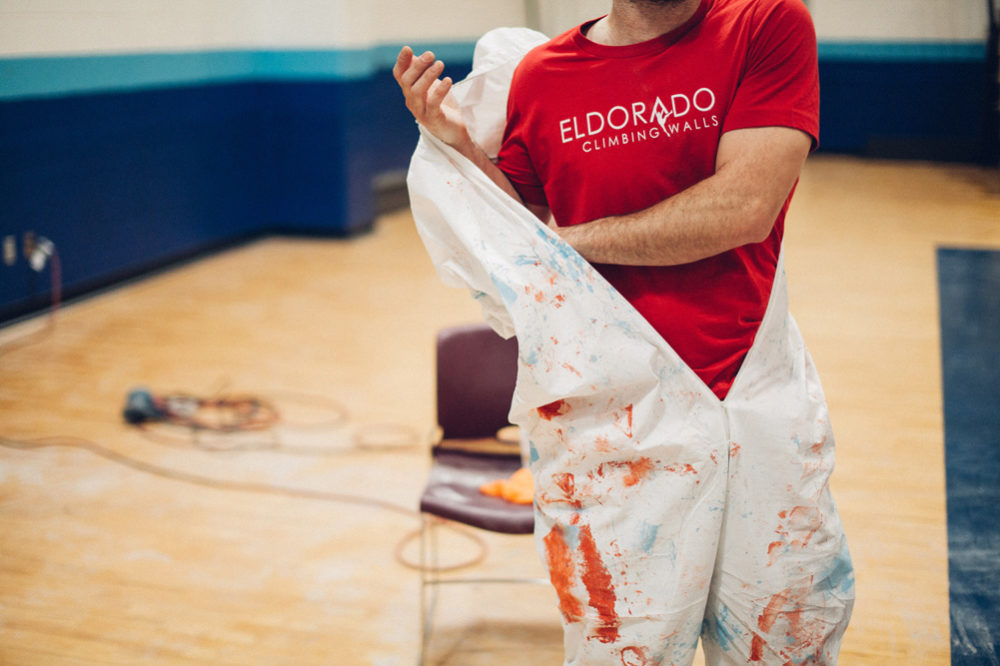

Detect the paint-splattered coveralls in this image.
[407,27,855,666]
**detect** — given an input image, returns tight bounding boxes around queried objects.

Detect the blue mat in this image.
[938,248,1000,665]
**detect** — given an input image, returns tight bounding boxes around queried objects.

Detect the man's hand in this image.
[392,45,546,212]
[393,47,470,150]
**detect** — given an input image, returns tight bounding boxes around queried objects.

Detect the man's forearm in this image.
[556,126,812,267]
[556,172,782,266]
[450,135,527,207]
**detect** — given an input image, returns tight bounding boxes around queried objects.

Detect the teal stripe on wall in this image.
[1,51,255,100]
[818,40,987,61]
[1,39,986,101]
[0,42,477,100]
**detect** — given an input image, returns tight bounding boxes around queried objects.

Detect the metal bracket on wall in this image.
[3,235,16,266]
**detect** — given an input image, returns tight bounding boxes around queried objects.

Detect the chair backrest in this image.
[436,323,519,439]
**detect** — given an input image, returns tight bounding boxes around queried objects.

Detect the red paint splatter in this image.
[537,399,569,420]
[730,443,742,458]
[754,584,829,663]
[758,589,793,633]
[620,646,649,666]
[750,633,766,661]
[776,505,824,551]
[562,362,582,377]
[623,457,654,486]
[594,435,612,453]
[665,463,698,475]
[767,541,784,566]
[543,525,583,622]
[612,403,634,438]
[578,524,620,643]
[794,512,823,548]
[554,473,575,494]
[596,459,657,486]
[551,473,582,508]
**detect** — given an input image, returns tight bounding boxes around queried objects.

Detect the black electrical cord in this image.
[0,434,414,517]
[0,432,489,573]
[124,387,421,455]
[123,388,281,432]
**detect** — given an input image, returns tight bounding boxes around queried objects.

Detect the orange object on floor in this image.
[480,466,534,505]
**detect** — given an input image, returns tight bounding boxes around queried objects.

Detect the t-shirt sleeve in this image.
[722,0,820,148]
[496,67,549,207]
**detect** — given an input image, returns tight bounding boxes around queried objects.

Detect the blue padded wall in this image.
[819,55,991,161]
[1,83,268,320]
[0,40,993,324]
[0,61,472,323]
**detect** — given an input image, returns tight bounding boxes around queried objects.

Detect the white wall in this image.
[532,0,993,43]
[536,0,608,37]
[0,0,992,57]
[806,0,989,43]
[0,0,262,55]
[0,0,526,56]
[367,0,525,47]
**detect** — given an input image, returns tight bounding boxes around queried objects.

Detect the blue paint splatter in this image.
[702,604,741,652]
[639,521,660,553]
[534,226,596,293]
[816,542,855,596]
[561,522,580,550]
[521,346,539,367]
[490,273,519,305]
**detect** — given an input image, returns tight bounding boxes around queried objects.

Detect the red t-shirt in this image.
[496,0,819,399]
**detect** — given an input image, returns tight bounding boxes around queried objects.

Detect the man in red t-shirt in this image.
[396,0,816,401]
[395,1,852,663]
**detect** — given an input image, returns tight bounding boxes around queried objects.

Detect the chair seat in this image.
[420,449,535,535]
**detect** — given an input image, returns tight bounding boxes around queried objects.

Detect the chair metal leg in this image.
[417,513,548,665]
[419,514,428,665]
[419,514,441,666]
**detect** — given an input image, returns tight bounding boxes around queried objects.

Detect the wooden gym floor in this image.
[1,154,999,665]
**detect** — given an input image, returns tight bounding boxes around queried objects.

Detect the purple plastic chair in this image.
[418,323,545,663]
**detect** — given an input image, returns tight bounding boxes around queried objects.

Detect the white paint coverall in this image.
[406,29,855,666]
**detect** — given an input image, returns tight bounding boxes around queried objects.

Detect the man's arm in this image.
[393,46,551,222]
[554,126,812,266]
